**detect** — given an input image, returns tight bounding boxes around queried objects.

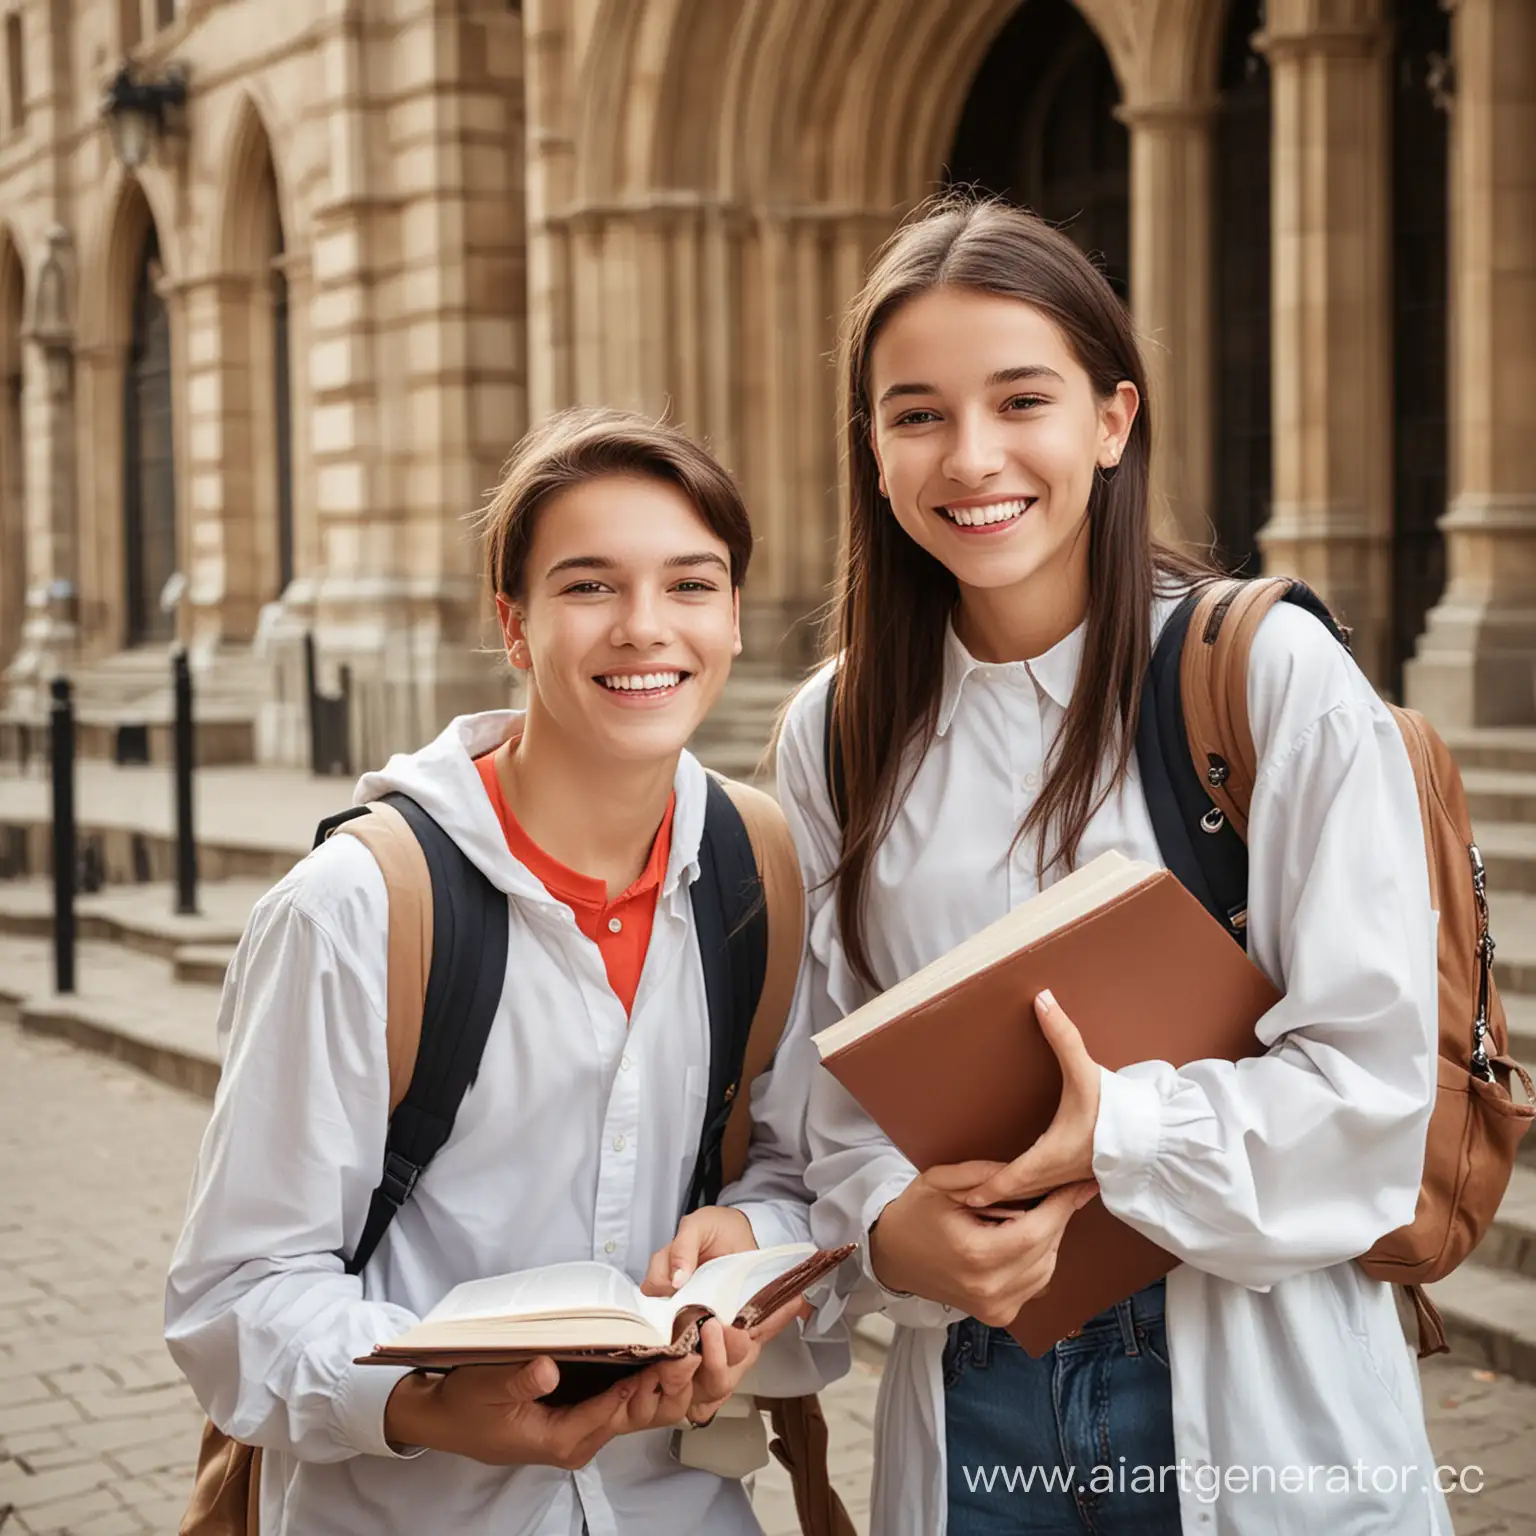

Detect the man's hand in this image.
[931,989,1103,1213]
[684,1294,807,1425]
[384,1353,701,1467]
[642,1205,758,1296]
[868,1168,1098,1328]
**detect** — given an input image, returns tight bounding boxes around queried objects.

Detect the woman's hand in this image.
[931,989,1103,1213]
[641,1205,758,1296]
[868,1168,1097,1327]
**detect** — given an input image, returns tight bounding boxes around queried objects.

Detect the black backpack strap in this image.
[1138,580,1352,949]
[1137,591,1253,948]
[344,792,509,1276]
[313,805,369,848]
[684,776,769,1213]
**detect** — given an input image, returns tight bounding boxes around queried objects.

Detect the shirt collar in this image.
[936,615,1087,735]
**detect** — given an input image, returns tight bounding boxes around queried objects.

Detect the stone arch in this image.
[206,91,297,627]
[76,166,177,354]
[216,91,288,277]
[547,0,1199,662]
[0,227,26,674]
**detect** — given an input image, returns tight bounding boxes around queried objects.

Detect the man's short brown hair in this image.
[480,407,753,602]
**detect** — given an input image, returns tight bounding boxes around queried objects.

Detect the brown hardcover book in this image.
[812,851,1281,1353]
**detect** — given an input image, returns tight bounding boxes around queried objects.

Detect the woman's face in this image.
[499,473,742,765]
[867,286,1136,608]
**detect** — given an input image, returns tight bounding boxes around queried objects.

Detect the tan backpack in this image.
[181,777,853,1536]
[1159,577,1535,1353]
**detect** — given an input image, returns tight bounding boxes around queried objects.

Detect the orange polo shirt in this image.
[475,753,675,1017]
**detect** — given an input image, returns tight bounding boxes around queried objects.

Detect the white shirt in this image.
[165,712,844,1536]
[776,597,1452,1536]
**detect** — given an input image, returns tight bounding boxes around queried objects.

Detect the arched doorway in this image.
[946,0,1130,298]
[1211,0,1270,575]
[1390,0,1450,697]
[123,223,177,646]
[0,235,24,674]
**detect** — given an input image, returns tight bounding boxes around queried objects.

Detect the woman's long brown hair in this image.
[827,196,1214,989]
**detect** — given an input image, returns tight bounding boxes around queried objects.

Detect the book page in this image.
[661,1243,818,1329]
[422,1262,649,1328]
[812,850,1160,1058]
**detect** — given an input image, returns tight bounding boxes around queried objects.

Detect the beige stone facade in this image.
[0,0,1532,764]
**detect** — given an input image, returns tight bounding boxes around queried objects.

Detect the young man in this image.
[165,408,843,1536]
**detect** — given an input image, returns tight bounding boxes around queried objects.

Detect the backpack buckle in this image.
[380,1151,422,1209]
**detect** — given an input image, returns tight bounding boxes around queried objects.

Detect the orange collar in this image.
[475,753,675,911]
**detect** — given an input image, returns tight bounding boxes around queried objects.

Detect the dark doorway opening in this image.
[946,0,1130,300]
[124,225,177,647]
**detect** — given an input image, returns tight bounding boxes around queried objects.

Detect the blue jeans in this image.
[943,1280,1180,1535]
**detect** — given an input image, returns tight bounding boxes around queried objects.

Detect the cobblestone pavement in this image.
[2,1019,1533,1536]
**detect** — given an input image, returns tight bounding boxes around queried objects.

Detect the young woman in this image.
[774,200,1447,1534]
[166,408,840,1536]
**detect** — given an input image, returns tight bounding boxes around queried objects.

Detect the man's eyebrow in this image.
[664,552,729,574]
[544,555,615,579]
[876,363,1066,407]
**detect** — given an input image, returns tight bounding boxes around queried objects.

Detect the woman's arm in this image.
[1092,606,1439,1287]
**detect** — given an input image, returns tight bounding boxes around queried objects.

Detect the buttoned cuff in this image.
[332,1362,429,1460]
[1092,1065,1162,1203]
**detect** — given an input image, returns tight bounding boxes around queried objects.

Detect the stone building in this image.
[0,0,1532,767]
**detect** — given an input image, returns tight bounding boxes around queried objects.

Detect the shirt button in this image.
[613,1134,627,1152]
[1023,772,1039,791]
[620,1055,632,1072]
[608,916,623,934]
[604,1240,617,1255]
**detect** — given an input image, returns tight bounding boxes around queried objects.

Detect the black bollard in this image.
[172,647,198,915]
[49,676,76,994]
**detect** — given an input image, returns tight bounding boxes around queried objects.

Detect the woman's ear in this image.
[496,593,533,672]
[1098,381,1140,469]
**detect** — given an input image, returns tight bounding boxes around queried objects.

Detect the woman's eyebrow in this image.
[544,552,729,579]
[876,363,1065,407]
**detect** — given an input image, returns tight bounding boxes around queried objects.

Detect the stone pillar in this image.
[1119,98,1216,547]
[260,1,523,770]
[1404,0,1536,727]
[6,229,79,703]
[1257,2,1394,686]
[177,272,265,659]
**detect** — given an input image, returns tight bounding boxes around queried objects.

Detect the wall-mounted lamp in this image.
[100,61,189,171]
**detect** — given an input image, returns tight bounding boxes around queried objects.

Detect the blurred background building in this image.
[0,0,1532,770]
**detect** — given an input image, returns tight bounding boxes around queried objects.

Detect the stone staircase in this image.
[685,665,804,786]
[0,645,268,768]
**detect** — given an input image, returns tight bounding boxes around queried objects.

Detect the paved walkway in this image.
[0,1015,1532,1535]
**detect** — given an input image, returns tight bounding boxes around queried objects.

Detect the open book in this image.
[356,1242,853,1373]
[813,849,1281,1352]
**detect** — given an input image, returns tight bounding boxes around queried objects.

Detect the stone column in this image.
[1404,0,1536,726]
[6,229,80,703]
[1119,98,1216,547]
[1257,2,1394,685]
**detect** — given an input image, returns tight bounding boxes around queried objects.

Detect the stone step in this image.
[1463,767,1536,827]
[0,930,221,1100]
[1490,892,1536,996]
[1472,1163,1536,1283]
[174,943,237,988]
[1444,728,1536,776]
[1470,822,1536,898]
[1427,1264,1536,1384]
[0,878,261,963]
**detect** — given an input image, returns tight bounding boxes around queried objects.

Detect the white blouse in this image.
[777,595,1452,1536]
